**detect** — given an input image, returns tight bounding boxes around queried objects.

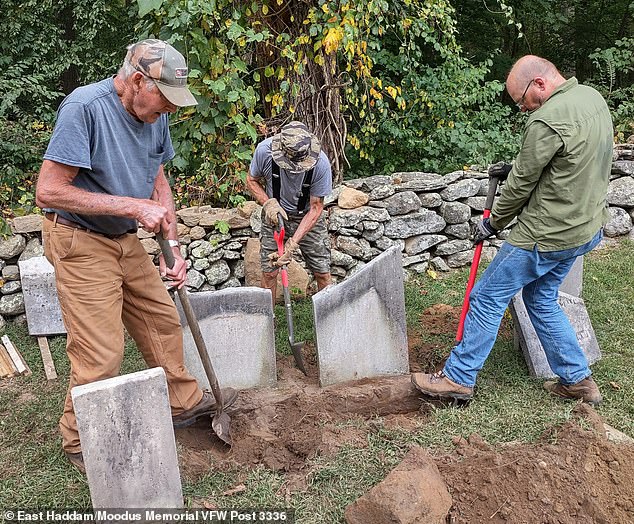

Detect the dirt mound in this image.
[175,304,634,523]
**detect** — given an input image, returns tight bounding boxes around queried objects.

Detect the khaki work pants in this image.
[43,217,202,453]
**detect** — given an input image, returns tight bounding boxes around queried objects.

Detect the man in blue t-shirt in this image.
[35,39,236,474]
[246,121,333,302]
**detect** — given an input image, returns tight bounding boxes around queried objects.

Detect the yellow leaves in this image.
[386,86,398,100]
[321,3,329,14]
[271,93,283,109]
[297,35,310,45]
[262,4,269,15]
[277,0,283,5]
[369,87,382,100]
[289,105,295,114]
[348,135,361,149]
[314,54,325,66]
[427,269,438,280]
[402,18,412,31]
[323,26,343,55]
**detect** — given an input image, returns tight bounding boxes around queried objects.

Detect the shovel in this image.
[455,175,501,343]
[273,215,308,375]
[157,234,232,446]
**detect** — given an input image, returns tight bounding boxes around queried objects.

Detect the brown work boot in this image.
[411,371,474,400]
[172,388,238,429]
[65,451,86,474]
[544,376,602,406]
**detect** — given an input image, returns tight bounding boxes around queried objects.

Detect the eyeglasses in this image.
[516,79,534,110]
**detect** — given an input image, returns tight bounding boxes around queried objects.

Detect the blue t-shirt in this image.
[249,137,332,214]
[43,77,175,235]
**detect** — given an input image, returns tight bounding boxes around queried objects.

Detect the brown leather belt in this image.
[45,212,136,240]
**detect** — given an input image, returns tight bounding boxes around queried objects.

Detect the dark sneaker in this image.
[172,388,238,429]
[65,451,86,474]
[544,376,602,406]
[411,371,474,400]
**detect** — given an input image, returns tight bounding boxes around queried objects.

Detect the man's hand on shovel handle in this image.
[473,218,498,245]
[269,237,299,267]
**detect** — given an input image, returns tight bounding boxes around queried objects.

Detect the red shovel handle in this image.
[273,214,289,287]
[455,177,500,343]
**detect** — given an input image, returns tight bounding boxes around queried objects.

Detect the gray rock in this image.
[440,170,466,184]
[250,207,263,233]
[223,250,241,260]
[418,193,443,208]
[207,232,232,244]
[361,222,385,242]
[11,215,43,234]
[331,249,356,269]
[324,186,342,207]
[402,252,430,267]
[0,235,26,259]
[368,184,396,200]
[444,223,471,239]
[607,176,634,207]
[339,227,362,237]
[430,257,450,272]
[219,277,242,289]
[435,239,473,256]
[0,293,25,316]
[189,226,206,240]
[335,236,374,261]
[439,178,481,201]
[370,191,421,216]
[204,260,231,285]
[186,269,206,289]
[446,250,475,268]
[230,260,245,279]
[207,250,224,263]
[2,265,20,281]
[477,178,490,196]
[225,241,243,251]
[439,201,471,224]
[0,316,5,331]
[191,240,218,258]
[192,258,210,271]
[331,266,347,277]
[392,172,447,192]
[12,313,27,325]
[404,234,447,255]
[345,175,393,192]
[465,196,487,211]
[604,207,632,237]
[328,207,390,230]
[612,161,634,176]
[407,261,429,274]
[374,237,405,251]
[1,280,21,295]
[384,211,445,238]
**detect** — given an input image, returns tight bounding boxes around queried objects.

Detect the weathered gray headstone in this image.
[510,290,601,378]
[176,287,276,390]
[559,255,583,298]
[313,246,409,386]
[17,256,66,335]
[71,367,183,508]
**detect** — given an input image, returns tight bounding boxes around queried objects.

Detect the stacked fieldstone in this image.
[1,151,633,325]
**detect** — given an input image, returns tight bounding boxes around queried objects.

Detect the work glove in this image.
[488,161,513,181]
[262,198,288,226]
[473,218,498,244]
[268,238,299,267]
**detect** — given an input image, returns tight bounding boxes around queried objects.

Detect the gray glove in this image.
[262,198,288,226]
[488,162,512,180]
[473,218,498,244]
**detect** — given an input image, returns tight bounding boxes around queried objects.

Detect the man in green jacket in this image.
[411,55,613,405]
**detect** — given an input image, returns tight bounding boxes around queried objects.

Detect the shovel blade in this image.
[290,341,307,375]
[211,411,233,446]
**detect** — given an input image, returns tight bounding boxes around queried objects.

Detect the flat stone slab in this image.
[71,367,183,508]
[510,291,601,379]
[176,287,276,390]
[17,256,66,335]
[313,246,409,386]
[559,255,583,297]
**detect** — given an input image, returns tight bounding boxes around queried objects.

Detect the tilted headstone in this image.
[312,246,409,386]
[176,287,276,390]
[558,255,583,298]
[71,367,183,508]
[18,256,66,335]
[510,290,601,379]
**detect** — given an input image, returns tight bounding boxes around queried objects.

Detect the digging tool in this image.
[274,214,308,375]
[158,234,232,446]
[455,175,502,343]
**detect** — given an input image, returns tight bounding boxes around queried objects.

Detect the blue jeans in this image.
[444,230,603,388]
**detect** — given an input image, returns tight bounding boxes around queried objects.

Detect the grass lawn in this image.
[1,239,633,521]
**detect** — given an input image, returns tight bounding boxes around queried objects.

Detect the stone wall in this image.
[1,145,633,327]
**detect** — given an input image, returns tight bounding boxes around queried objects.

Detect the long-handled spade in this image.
[158,234,233,446]
[274,215,308,375]
[455,174,502,343]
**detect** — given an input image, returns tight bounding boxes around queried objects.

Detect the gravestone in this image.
[17,256,66,335]
[176,287,276,390]
[510,291,601,378]
[559,256,583,297]
[71,367,183,508]
[312,246,408,386]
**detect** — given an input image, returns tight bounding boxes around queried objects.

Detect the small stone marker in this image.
[17,256,66,336]
[312,246,409,386]
[559,255,583,297]
[176,287,276,390]
[71,367,183,508]
[510,290,601,379]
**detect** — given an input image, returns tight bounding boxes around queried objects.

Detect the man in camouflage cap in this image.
[247,121,333,302]
[36,39,236,474]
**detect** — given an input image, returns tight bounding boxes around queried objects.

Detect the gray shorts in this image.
[260,212,331,274]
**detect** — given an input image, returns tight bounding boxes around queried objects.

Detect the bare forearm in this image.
[292,206,322,243]
[246,175,269,205]
[151,169,179,239]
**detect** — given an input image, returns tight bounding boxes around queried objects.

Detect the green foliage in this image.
[587,38,634,140]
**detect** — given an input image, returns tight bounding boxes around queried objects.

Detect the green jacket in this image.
[490,78,613,251]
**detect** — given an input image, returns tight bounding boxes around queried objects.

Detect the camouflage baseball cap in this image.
[125,39,197,107]
[271,121,321,172]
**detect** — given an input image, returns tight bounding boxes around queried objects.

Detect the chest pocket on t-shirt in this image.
[146,150,164,184]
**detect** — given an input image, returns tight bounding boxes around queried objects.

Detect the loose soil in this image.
[176,304,634,523]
